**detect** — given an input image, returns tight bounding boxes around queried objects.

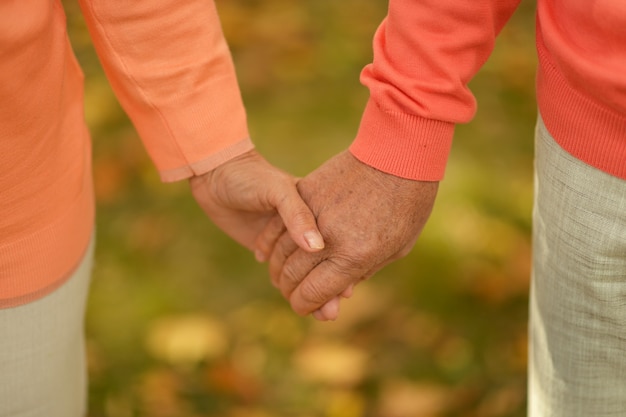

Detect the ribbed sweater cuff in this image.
[349,99,455,181]
[159,137,255,182]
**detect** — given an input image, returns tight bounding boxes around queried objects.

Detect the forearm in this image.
[79,0,252,181]
[351,0,522,181]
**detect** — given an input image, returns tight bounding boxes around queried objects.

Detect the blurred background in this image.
[64,0,538,416]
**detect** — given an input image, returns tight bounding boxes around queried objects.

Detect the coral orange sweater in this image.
[0,0,252,307]
[351,0,626,180]
[1,0,624,307]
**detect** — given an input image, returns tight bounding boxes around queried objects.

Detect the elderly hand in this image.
[189,149,324,255]
[255,151,438,321]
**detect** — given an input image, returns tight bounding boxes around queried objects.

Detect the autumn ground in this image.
[64,1,537,416]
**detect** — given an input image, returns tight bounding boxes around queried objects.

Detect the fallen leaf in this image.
[377,379,453,417]
[293,342,369,386]
[137,369,186,417]
[145,314,228,366]
[205,359,264,403]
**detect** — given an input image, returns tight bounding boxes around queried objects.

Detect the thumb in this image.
[272,185,324,253]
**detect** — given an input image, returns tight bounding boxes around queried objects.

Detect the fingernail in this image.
[304,231,324,250]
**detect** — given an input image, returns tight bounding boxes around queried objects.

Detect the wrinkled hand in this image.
[256,151,438,321]
[189,149,324,254]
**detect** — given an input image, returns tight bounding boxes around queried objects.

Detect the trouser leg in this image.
[0,235,95,417]
[528,118,626,416]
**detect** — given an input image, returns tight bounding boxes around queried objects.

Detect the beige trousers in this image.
[0,236,94,417]
[529,118,626,416]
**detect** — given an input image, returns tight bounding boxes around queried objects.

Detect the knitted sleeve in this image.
[79,0,253,182]
[350,0,522,181]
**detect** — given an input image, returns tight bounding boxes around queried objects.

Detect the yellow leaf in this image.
[145,314,228,366]
[293,342,369,386]
[377,379,452,417]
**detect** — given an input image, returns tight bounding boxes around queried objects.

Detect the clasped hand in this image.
[190,149,437,322]
[255,151,438,321]
[189,149,325,256]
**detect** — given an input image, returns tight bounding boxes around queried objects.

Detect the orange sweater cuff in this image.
[349,99,455,181]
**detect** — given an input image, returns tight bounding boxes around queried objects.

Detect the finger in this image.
[340,284,355,298]
[312,296,341,321]
[312,309,327,321]
[271,185,324,253]
[288,260,362,316]
[285,253,382,309]
[268,232,300,288]
[319,296,340,320]
[310,281,355,321]
[254,214,286,262]
[275,244,325,300]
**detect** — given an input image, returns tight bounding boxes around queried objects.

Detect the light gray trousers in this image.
[0,236,94,417]
[529,117,626,416]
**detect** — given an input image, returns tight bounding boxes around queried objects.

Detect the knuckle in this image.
[269,246,289,281]
[273,235,294,259]
[269,261,283,284]
[298,280,329,307]
[272,235,299,261]
[329,252,369,275]
[280,261,303,287]
[279,254,322,296]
